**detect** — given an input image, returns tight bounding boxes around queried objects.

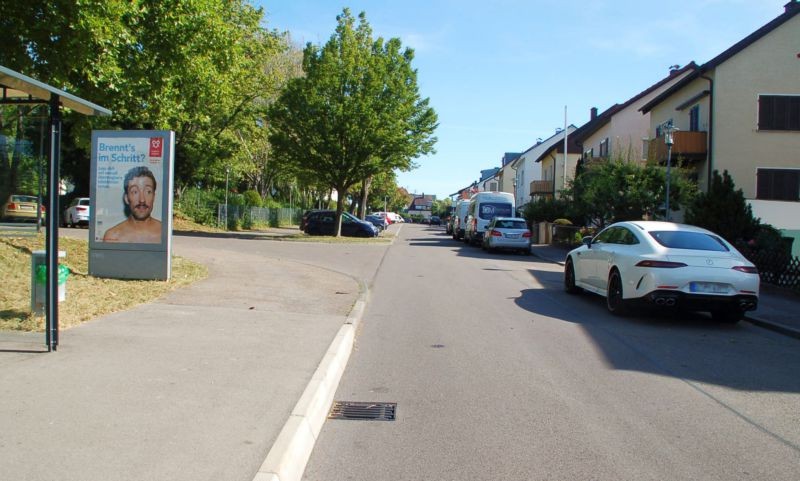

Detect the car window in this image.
[593,227,616,244]
[496,220,526,229]
[649,231,730,252]
[618,228,639,245]
[12,195,37,203]
[79,199,90,206]
[477,203,513,220]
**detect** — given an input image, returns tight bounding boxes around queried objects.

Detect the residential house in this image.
[408,194,435,220]
[510,126,577,209]
[573,63,698,165]
[641,0,800,253]
[494,152,521,195]
[478,167,500,191]
[450,183,478,201]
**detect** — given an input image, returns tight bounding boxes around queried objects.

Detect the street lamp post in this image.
[224,166,230,230]
[662,122,678,221]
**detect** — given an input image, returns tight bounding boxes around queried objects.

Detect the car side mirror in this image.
[582,236,593,247]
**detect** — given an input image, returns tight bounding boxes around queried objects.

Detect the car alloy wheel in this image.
[564,259,582,294]
[606,270,628,315]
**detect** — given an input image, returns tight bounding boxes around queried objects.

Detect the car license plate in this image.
[689,282,728,294]
[505,233,520,239]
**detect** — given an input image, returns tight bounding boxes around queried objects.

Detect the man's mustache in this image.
[133,202,151,209]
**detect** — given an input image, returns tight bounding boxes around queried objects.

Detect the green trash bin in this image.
[31,250,67,315]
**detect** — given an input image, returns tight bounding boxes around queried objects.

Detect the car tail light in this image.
[473,218,477,230]
[636,260,687,268]
[523,231,531,238]
[733,265,759,274]
[490,230,502,237]
[77,206,87,212]
[8,202,17,210]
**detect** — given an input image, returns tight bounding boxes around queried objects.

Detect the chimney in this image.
[786,1,799,13]
[590,107,597,120]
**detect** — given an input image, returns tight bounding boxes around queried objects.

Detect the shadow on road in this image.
[514,266,800,394]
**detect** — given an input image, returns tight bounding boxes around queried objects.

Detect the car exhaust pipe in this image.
[654,298,666,306]
[739,299,756,310]
[665,298,676,307]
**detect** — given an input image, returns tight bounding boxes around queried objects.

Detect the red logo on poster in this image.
[149,137,163,159]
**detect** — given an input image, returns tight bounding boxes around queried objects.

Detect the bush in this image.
[521,197,570,224]
[685,170,759,244]
[243,190,263,207]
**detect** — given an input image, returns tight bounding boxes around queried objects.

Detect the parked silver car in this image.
[63,197,91,227]
[481,217,531,254]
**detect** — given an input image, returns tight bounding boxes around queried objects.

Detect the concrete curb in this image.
[251,285,368,481]
[744,315,800,340]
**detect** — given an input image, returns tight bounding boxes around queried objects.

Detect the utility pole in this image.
[662,121,678,221]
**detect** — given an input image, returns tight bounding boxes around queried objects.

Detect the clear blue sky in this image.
[257,0,788,199]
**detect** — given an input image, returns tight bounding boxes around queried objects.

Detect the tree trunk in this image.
[358,176,372,220]
[334,186,347,237]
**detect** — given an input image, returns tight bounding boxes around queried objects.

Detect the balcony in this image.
[650,131,707,162]
[530,180,554,195]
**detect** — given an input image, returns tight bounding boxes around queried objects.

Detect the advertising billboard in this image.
[89,130,174,280]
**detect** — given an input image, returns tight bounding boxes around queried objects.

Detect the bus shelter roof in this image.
[0,65,111,116]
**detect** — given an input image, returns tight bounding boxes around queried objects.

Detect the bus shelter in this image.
[0,65,111,351]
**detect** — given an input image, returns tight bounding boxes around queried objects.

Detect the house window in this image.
[689,105,700,132]
[758,95,800,131]
[757,168,800,201]
[599,138,609,158]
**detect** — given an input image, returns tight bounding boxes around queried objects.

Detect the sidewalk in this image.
[0,233,377,481]
[530,243,800,339]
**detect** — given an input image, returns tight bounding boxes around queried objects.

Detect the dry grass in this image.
[0,234,207,332]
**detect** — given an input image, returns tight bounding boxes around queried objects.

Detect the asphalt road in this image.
[303,223,800,481]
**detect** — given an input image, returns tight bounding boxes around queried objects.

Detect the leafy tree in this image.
[684,170,760,244]
[521,197,570,224]
[564,158,695,228]
[0,0,286,193]
[431,198,452,217]
[268,9,437,235]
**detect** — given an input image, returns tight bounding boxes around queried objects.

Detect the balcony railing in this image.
[530,180,553,195]
[650,131,707,162]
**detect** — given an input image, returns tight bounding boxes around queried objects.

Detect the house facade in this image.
[641,0,800,254]
[575,63,697,165]
[511,126,577,210]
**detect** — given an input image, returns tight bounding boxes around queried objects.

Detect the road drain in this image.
[328,401,397,421]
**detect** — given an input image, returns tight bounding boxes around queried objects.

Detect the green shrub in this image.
[243,190,263,207]
[521,197,570,224]
[685,170,759,244]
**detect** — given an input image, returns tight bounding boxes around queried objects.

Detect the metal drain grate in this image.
[328,401,397,421]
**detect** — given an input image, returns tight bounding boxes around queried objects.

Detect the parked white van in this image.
[464,191,515,245]
[451,199,470,240]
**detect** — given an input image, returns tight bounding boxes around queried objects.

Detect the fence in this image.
[176,197,301,229]
[738,246,800,292]
[217,205,301,229]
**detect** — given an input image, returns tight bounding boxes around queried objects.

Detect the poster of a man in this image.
[102,166,162,243]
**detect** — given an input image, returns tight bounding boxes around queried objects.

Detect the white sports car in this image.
[564,221,759,323]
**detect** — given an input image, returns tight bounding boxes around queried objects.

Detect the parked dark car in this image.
[300,209,321,232]
[365,214,388,231]
[304,210,378,237]
[429,215,441,226]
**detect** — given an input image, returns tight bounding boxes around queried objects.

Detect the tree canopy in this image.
[0,0,296,197]
[564,157,696,228]
[268,9,437,235]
